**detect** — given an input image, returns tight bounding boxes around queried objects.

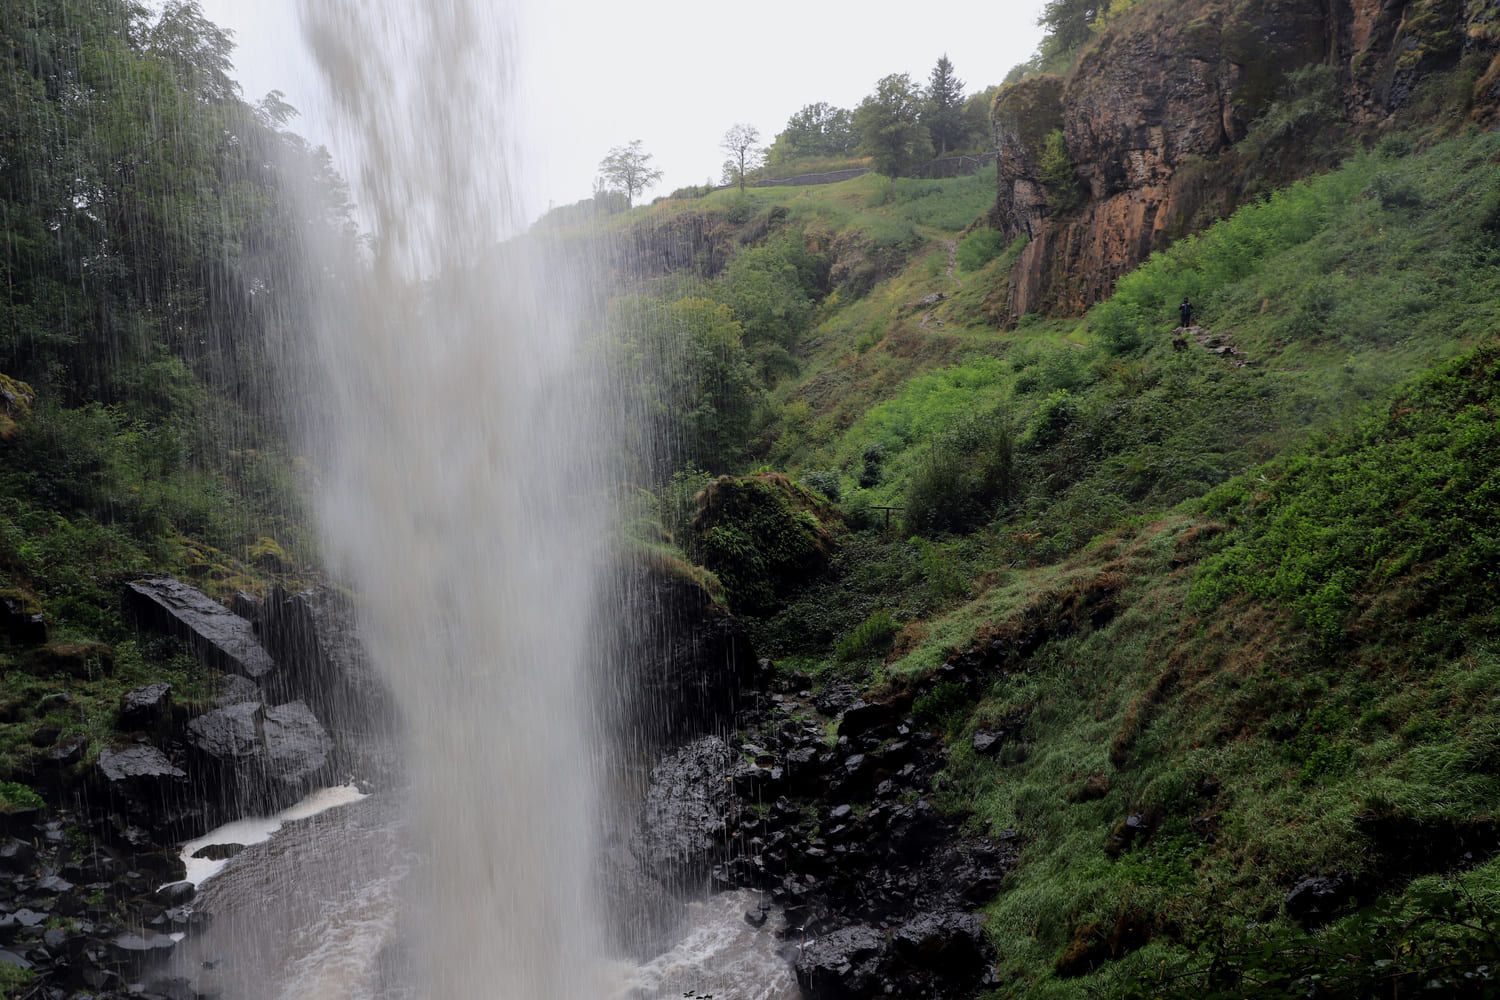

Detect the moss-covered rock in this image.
[688,473,841,614]
[0,374,35,442]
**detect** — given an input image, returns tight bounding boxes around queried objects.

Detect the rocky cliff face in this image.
[992,0,1500,321]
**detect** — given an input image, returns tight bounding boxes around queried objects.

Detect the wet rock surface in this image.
[613,559,755,741]
[632,736,734,884]
[627,683,1014,995]
[0,578,391,998]
[0,805,194,999]
[124,578,275,681]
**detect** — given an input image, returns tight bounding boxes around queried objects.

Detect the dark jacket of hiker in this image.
[1179,299,1194,328]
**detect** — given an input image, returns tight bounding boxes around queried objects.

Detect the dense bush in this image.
[906,407,1017,535]
[716,234,828,379]
[688,474,840,614]
[608,296,764,474]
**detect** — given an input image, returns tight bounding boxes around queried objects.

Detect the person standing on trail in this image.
[1179,297,1194,329]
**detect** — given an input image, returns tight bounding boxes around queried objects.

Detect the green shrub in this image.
[1250,64,1341,147]
[800,471,842,502]
[0,782,44,813]
[835,609,899,661]
[906,408,1017,535]
[1038,129,1084,213]
[956,228,1011,272]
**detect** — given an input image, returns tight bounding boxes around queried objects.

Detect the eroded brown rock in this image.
[992,0,1500,322]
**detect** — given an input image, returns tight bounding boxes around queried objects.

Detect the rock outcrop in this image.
[124,579,275,681]
[259,585,390,738]
[707,682,1016,999]
[611,556,756,742]
[992,0,1500,321]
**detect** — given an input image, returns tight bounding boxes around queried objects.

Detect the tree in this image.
[963,85,1002,151]
[1039,0,1108,61]
[855,74,934,178]
[924,55,967,156]
[608,296,762,471]
[720,123,764,193]
[766,102,858,165]
[597,140,663,207]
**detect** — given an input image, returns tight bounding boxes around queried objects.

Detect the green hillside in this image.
[612,119,1500,996]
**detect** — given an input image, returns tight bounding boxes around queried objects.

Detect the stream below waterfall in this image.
[168,794,799,999]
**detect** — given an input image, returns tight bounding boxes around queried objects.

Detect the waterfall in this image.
[293,1,614,994]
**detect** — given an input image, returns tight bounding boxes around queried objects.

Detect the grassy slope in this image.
[627,125,1500,996]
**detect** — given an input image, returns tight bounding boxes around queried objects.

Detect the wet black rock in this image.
[795,924,887,999]
[838,701,899,740]
[125,578,275,680]
[814,684,860,716]
[892,910,986,971]
[707,685,1014,999]
[215,673,263,707]
[260,586,389,737]
[120,682,174,734]
[97,745,185,785]
[230,591,262,622]
[187,702,262,760]
[633,737,733,884]
[155,881,196,905]
[262,700,333,789]
[0,840,35,873]
[190,843,244,861]
[0,594,46,647]
[613,562,754,740]
[1285,873,1355,925]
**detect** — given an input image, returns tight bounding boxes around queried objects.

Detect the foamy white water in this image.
[174,784,368,888]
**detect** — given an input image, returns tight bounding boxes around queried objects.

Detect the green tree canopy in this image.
[608,296,763,473]
[855,74,934,178]
[766,102,858,166]
[1039,0,1109,61]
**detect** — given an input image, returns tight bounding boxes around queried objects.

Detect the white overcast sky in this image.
[198,0,1047,222]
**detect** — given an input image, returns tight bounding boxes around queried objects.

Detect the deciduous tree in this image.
[597,140,663,208]
[720,123,764,193]
[766,102,858,165]
[855,74,933,178]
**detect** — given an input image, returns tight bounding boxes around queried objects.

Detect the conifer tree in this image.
[924,55,967,156]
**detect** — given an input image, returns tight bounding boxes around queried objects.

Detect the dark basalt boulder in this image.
[632,736,733,884]
[1285,873,1355,925]
[119,683,174,735]
[185,699,332,812]
[97,746,185,785]
[891,910,987,971]
[795,924,887,999]
[124,578,275,680]
[262,700,333,789]
[187,702,263,761]
[612,558,755,742]
[259,585,388,735]
[0,594,46,646]
[95,746,192,838]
